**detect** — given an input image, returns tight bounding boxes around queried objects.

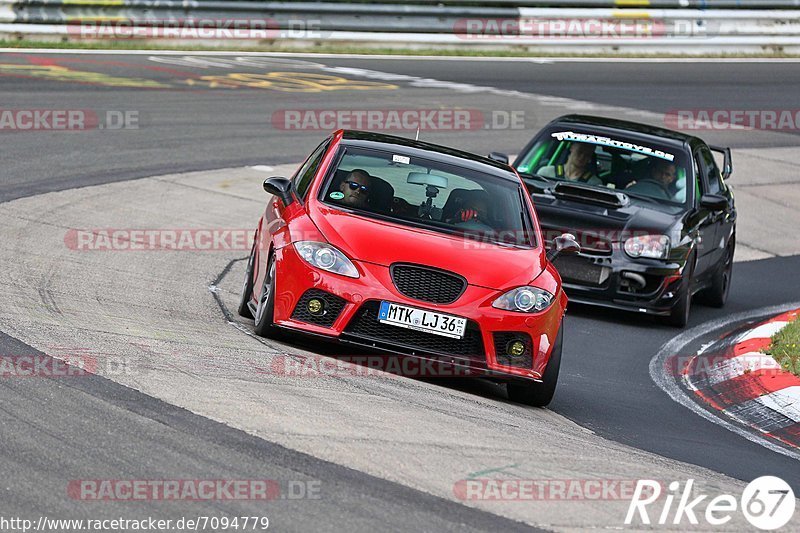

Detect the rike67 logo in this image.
[626,477,795,530]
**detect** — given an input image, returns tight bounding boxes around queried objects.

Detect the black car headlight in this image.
[492,287,554,313]
[624,234,670,260]
[294,241,359,278]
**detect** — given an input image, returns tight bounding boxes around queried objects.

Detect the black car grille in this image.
[493,332,533,369]
[390,264,466,304]
[553,255,611,287]
[343,301,485,359]
[291,289,347,328]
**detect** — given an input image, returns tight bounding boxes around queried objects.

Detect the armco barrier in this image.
[1,0,800,53]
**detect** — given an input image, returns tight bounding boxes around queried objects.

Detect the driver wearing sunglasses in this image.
[339,169,372,208]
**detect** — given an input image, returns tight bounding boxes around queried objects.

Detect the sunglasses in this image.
[345,181,369,192]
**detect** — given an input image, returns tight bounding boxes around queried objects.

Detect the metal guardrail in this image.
[8,0,800,7]
[1,0,800,52]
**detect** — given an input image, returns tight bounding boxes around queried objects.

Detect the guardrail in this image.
[1,0,799,53]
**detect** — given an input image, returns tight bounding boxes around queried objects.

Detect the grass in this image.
[764,317,800,377]
[1,38,800,58]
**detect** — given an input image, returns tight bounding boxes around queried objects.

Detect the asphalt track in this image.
[1,51,799,530]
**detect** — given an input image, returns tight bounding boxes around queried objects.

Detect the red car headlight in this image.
[492,287,554,313]
[293,241,359,278]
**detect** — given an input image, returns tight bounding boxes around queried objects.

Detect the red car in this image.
[239,130,579,406]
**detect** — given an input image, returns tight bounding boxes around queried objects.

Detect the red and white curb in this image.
[680,309,800,449]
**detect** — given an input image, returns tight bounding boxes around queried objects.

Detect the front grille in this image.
[553,255,610,287]
[493,332,533,369]
[343,301,485,359]
[390,264,466,304]
[291,289,347,328]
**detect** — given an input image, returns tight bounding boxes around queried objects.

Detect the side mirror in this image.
[263,177,294,207]
[699,193,727,211]
[547,233,580,262]
[488,152,510,165]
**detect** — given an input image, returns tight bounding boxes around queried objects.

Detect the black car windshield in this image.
[515,129,693,206]
[320,146,535,247]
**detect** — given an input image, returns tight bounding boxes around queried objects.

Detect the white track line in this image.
[649,301,800,462]
[736,321,789,342]
[697,352,783,388]
[757,387,800,423]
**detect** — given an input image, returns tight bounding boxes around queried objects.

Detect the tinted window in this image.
[697,146,725,195]
[320,146,535,248]
[294,140,329,200]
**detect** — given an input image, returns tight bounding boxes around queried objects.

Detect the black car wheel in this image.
[700,235,735,308]
[666,252,696,328]
[253,254,279,338]
[237,238,257,318]
[507,322,563,407]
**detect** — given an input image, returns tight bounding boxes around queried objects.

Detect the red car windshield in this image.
[320,146,536,248]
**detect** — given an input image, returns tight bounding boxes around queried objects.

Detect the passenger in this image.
[537,142,602,185]
[338,169,371,208]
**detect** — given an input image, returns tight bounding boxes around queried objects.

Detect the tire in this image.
[700,235,734,308]
[237,239,257,318]
[666,252,695,328]
[507,322,563,407]
[253,254,280,338]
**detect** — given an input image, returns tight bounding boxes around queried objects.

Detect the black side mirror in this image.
[488,152,510,165]
[263,177,294,207]
[547,233,580,262]
[699,193,727,211]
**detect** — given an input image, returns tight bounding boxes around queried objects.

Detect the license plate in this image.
[378,301,467,339]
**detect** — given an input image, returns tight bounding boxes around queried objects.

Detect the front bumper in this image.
[552,248,685,316]
[270,244,566,380]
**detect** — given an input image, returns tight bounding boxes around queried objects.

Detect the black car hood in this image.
[532,191,683,241]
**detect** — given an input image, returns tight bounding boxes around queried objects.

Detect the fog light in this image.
[507,340,526,357]
[307,298,325,316]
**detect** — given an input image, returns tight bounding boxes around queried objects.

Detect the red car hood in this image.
[309,206,545,290]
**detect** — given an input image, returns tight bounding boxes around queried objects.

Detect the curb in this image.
[680,309,800,450]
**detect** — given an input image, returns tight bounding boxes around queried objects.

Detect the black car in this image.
[491,115,736,327]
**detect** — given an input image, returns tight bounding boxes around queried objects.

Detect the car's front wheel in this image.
[237,238,257,318]
[700,235,734,308]
[253,254,280,338]
[506,322,563,407]
[666,251,696,328]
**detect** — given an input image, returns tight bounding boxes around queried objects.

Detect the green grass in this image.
[1,38,800,58]
[764,317,800,376]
